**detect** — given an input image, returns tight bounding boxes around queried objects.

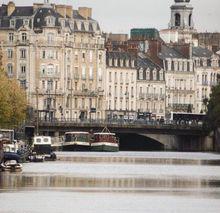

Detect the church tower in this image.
[169,0,194,30]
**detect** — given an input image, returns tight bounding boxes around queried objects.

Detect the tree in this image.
[0,69,27,128]
[206,84,220,129]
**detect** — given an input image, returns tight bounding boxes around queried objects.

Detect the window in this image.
[23,19,29,26]
[98,68,102,81]
[89,51,93,63]
[20,80,26,90]
[48,50,54,59]
[47,80,53,90]
[7,49,13,59]
[139,69,143,80]
[10,20,15,28]
[42,50,46,59]
[21,65,26,74]
[74,98,78,108]
[99,54,102,63]
[47,64,54,75]
[22,33,27,42]
[7,64,13,76]
[189,14,192,27]
[20,49,26,59]
[47,33,54,44]
[46,16,55,26]
[9,33,14,42]
[82,52,86,62]
[175,13,181,27]
[82,66,86,80]
[89,67,93,80]
[42,80,45,89]
[41,65,46,75]
[159,71,163,81]
[146,70,150,80]
[153,70,157,81]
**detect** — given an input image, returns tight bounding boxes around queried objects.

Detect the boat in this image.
[33,136,52,155]
[1,152,22,172]
[63,132,91,151]
[91,127,119,152]
[32,136,56,161]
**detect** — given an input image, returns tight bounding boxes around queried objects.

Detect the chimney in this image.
[56,5,73,18]
[7,1,15,16]
[78,7,92,19]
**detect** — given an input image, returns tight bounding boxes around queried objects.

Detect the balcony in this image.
[73,90,98,97]
[168,104,193,112]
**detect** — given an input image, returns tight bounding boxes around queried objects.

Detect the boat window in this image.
[44,138,49,143]
[36,138,41,143]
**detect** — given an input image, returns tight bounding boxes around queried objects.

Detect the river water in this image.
[0,152,220,213]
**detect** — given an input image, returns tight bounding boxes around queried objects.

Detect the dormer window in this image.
[114,59,118,67]
[109,59,112,66]
[46,16,55,27]
[131,60,135,68]
[159,70,164,81]
[126,59,129,67]
[10,20,16,28]
[23,19,29,26]
[153,70,157,80]
[139,69,143,80]
[146,70,150,80]
[120,59,123,67]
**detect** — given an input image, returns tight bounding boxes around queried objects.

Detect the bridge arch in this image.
[117,133,165,151]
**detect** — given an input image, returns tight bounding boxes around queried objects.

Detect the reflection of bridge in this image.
[36,119,213,152]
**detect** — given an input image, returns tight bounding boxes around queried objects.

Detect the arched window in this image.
[175,13,181,27]
[189,14,192,27]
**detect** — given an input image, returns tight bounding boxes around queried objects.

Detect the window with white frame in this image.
[159,70,163,81]
[153,70,157,81]
[139,69,143,80]
[23,19,29,26]
[41,65,46,75]
[146,70,150,80]
[47,64,54,75]
[82,66,86,80]
[7,64,13,76]
[46,16,55,26]
[47,33,54,44]
[10,20,15,28]
[89,67,93,80]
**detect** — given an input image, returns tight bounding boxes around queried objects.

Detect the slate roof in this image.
[0,4,100,33]
[192,46,213,58]
[137,55,162,71]
[107,51,136,60]
[10,7,33,17]
[158,45,184,59]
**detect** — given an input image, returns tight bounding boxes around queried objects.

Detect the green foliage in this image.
[0,69,27,128]
[207,84,220,129]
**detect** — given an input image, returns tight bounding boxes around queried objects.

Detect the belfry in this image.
[169,0,194,30]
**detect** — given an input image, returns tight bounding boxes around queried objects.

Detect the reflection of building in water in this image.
[0,174,216,190]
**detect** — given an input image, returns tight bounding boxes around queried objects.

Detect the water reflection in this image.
[1,173,220,191]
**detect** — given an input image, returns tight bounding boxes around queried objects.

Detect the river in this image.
[0,152,220,213]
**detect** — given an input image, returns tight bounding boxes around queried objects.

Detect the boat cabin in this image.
[33,136,52,155]
[64,132,90,143]
[94,133,118,144]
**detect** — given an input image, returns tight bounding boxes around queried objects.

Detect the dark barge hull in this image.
[62,144,90,152]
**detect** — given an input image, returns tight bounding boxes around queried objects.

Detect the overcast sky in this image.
[2,0,220,33]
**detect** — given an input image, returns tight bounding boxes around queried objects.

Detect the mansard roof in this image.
[107,51,136,60]
[158,45,184,59]
[10,6,33,17]
[137,55,162,71]
[192,46,213,58]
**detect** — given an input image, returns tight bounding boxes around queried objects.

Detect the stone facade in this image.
[0,1,106,121]
[106,52,137,120]
[136,54,166,119]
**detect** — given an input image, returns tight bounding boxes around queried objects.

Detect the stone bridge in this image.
[34,120,213,152]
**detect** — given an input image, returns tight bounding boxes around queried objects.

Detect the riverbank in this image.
[1,152,220,213]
